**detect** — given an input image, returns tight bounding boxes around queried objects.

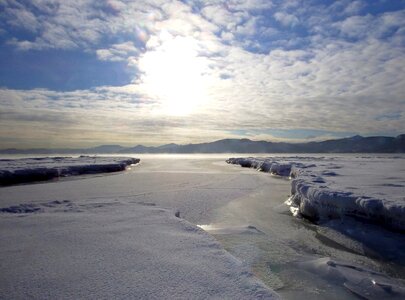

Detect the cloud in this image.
[201,4,247,28]
[274,12,299,27]
[335,15,373,39]
[0,0,162,51]
[3,6,41,32]
[0,0,404,147]
[343,0,365,15]
[96,42,139,61]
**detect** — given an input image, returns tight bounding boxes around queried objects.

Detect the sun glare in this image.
[138,34,209,116]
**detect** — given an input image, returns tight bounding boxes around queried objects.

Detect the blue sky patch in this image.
[0,46,133,90]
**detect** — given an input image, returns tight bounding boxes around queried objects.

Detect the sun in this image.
[138,33,209,116]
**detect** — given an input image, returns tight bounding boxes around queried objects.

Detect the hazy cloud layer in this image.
[0,0,404,147]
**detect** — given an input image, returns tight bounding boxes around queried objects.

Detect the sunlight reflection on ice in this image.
[197,224,217,231]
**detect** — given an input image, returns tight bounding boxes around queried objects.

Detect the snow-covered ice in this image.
[0,156,139,185]
[1,154,404,299]
[227,156,405,232]
[0,199,277,299]
[0,155,279,299]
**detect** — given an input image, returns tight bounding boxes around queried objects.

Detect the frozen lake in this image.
[0,154,404,299]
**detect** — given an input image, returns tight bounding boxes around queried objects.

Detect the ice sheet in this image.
[227,156,405,232]
[0,157,281,299]
[0,156,139,185]
[296,257,405,299]
[0,199,278,299]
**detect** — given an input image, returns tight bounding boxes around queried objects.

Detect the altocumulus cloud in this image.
[0,0,404,148]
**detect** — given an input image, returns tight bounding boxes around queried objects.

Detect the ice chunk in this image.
[0,156,140,185]
[227,156,405,232]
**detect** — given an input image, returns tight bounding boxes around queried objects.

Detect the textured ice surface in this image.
[225,156,405,299]
[296,257,405,299]
[227,156,405,232]
[0,156,280,299]
[296,257,405,300]
[0,200,278,299]
[0,156,139,185]
[2,155,404,299]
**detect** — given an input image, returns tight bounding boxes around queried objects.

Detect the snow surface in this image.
[0,156,139,185]
[227,156,405,232]
[0,156,279,299]
[1,155,404,299]
[0,200,278,299]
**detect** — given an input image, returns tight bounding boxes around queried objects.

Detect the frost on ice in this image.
[227,156,405,232]
[0,156,140,185]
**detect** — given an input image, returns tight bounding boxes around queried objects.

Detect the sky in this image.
[0,0,404,148]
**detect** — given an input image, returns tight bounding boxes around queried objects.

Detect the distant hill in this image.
[1,134,404,154]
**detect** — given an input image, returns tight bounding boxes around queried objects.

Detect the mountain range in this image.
[1,134,404,154]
